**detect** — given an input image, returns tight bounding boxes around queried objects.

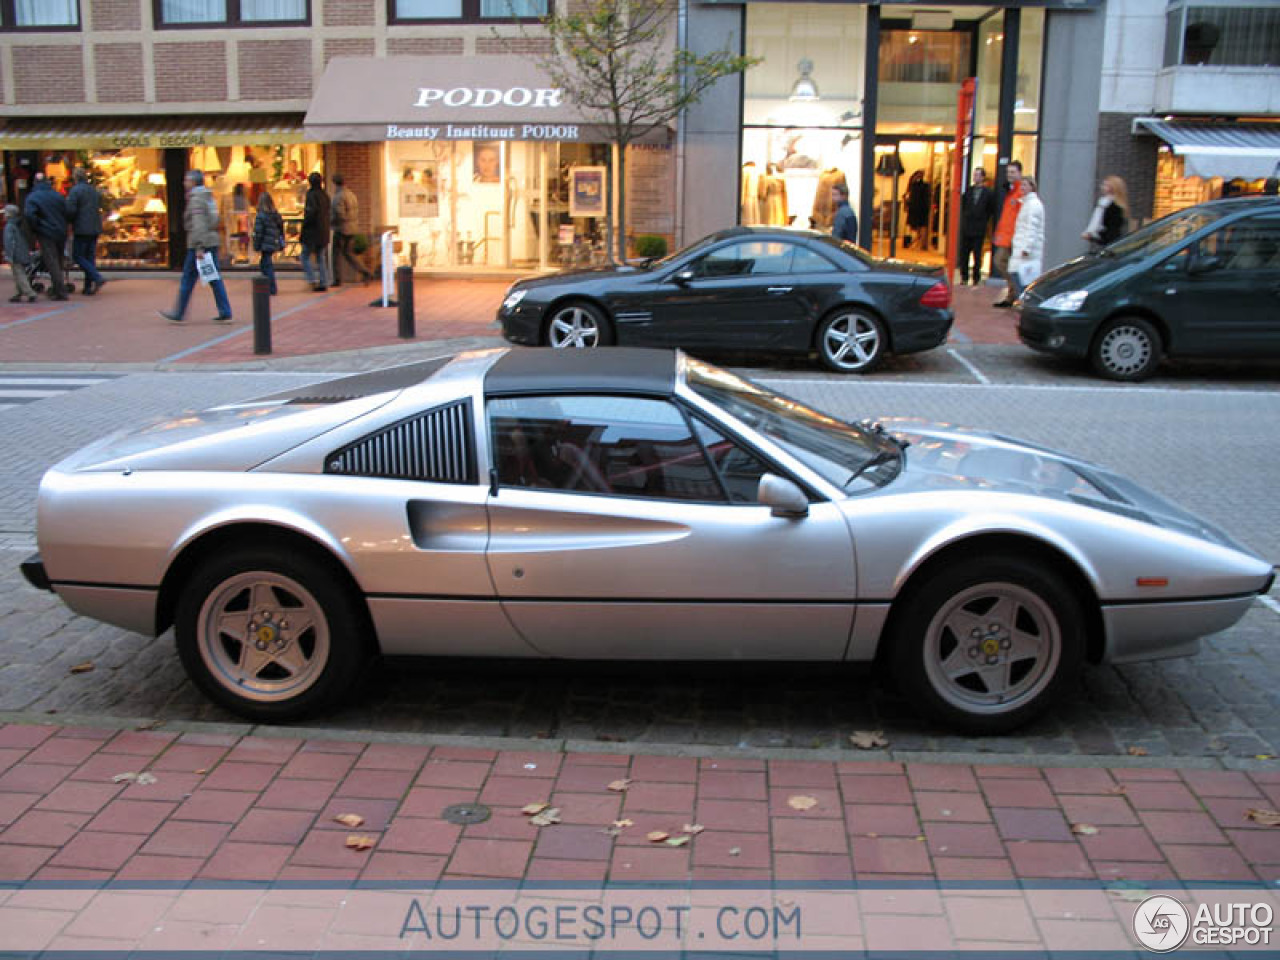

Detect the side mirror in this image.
[1187,254,1222,275]
[758,473,809,518]
[673,268,696,285]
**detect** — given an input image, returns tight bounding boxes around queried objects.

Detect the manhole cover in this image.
[442,803,492,825]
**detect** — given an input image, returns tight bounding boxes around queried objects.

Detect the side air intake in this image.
[325,400,475,484]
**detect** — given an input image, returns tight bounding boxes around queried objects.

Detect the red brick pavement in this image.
[0,271,1014,366]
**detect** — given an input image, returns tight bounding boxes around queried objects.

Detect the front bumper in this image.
[1101,593,1261,664]
[498,304,546,346]
[1016,306,1094,359]
[20,553,51,592]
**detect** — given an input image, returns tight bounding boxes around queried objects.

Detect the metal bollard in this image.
[396,265,415,339]
[252,275,271,355]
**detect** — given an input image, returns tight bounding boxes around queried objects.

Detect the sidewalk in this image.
[2,719,1279,953]
[0,271,1018,368]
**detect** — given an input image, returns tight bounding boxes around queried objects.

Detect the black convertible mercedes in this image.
[497,227,953,373]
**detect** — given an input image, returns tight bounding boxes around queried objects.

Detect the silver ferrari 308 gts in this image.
[21,349,1274,732]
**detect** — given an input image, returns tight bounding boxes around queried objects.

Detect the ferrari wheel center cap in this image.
[983,637,1000,656]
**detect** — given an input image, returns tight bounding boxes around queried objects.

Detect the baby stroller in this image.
[26,235,76,295]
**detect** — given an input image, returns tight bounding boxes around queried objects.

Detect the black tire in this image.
[889,554,1085,734]
[1090,316,1162,381]
[174,547,369,721]
[545,301,615,349]
[816,308,886,373]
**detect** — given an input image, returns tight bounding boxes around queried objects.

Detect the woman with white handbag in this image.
[1008,176,1045,302]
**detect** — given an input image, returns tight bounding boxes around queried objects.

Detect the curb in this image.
[2,710,1276,771]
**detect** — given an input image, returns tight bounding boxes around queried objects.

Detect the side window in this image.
[693,241,795,278]
[325,400,475,484]
[1219,218,1280,272]
[691,419,773,504]
[488,395,725,502]
[790,246,839,274]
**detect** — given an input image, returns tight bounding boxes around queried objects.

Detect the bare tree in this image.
[527,0,757,261]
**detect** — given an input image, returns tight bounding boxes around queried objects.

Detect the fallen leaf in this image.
[728,846,741,857]
[1127,746,1148,757]
[345,834,375,851]
[522,802,549,816]
[69,662,94,675]
[849,730,888,750]
[1108,784,1128,795]
[665,836,690,847]
[788,795,819,811]
[646,830,670,843]
[613,819,635,829]
[682,824,705,835]
[530,807,561,827]
[1071,823,1100,836]
[194,769,208,775]
[607,779,632,793]
[1246,808,1280,827]
[111,771,158,785]
[334,813,365,829]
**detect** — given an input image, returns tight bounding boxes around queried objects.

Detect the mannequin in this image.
[760,163,789,226]
[740,162,761,224]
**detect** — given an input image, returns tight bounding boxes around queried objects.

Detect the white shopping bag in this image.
[1015,258,1042,286]
[196,250,220,286]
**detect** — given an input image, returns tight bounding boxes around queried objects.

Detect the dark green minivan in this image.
[1017,197,1280,380]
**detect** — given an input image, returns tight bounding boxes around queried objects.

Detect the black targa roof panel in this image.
[253,357,455,404]
[485,348,679,396]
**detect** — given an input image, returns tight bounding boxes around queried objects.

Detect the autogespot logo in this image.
[1134,895,1191,953]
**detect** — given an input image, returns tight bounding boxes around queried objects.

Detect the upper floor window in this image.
[391,0,547,23]
[158,0,308,27]
[1,0,80,29]
[1164,3,1280,68]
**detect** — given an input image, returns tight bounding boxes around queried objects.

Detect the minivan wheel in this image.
[1091,316,1161,381]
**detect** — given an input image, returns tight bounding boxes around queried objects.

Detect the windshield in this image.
[685,358,900,491]
[1103,207,1228,259]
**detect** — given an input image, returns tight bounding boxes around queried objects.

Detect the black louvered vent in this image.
[326,401,475,484]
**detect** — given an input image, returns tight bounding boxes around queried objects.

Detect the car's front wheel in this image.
[890,555,1084,734]
[817,309,886,373]
[1091,316,1161,381]
[546,302,614,349]
[175,548,367,721]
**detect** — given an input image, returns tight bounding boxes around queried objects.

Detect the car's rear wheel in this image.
[890,556,1084,734]
[1091,316,1161,381]
[175,548,367,721]
[817,309,885,373]
[546,302,614,349]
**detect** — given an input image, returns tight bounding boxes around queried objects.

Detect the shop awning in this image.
[305,57,670,145]
[1134,119,1280,180]
[0,114,307,151]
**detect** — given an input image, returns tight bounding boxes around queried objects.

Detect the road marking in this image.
[0,371,124,409]
[0,377,118,387]
[0,389,61,399]
[946,348,990,385]
[1260,595,1280,618]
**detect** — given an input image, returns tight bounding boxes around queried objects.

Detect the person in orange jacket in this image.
[991,160,1023,308]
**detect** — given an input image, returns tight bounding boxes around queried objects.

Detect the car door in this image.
[1164,215,1280,356]
[484,393,856,660]
[642,239,813,349]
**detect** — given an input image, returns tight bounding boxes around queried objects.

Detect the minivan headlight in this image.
[1040,290,1089,312]
[502,289,528,311]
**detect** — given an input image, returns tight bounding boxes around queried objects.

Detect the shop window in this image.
[189,143,324,267]
[391,0,547,22]
[1164,4,1280,67]
[1015,9,1044,135]
[0,0,79,29]
[157,0,308,27]
[86,149,170,268]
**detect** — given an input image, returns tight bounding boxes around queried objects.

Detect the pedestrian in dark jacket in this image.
[330,173,371,286]
[66,167,106,295]
[23,174,68,300]
[958,167,997,285]
[4,204,37,302]
[301,171,331,291]
[1082,175,1129,251]
[252,191,285,295]
[830,183,858,244]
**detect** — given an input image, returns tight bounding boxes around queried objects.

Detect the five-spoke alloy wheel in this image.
[818,309,886,373]
[175,548,366,721]
[891,555,1084,733]
[547,302,613,349]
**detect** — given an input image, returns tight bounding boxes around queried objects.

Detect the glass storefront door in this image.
[871,137,954,262]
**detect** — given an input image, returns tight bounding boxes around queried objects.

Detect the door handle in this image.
[766,286,793,295]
